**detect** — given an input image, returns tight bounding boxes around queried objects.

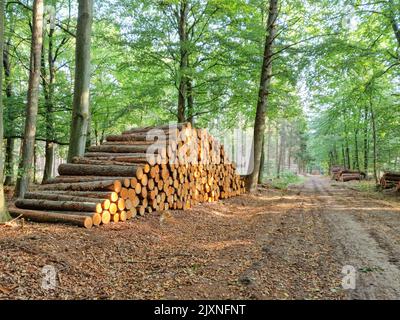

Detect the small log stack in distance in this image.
[9,123,246,228]
[380,172,400,190]
[334,169,366,182]
[331,166,344,180]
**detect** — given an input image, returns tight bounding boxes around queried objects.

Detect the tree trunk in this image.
[15,0,44,198]
[344,123,351,170]
[43,141,55,182]
[258,134,265,184]
[33,143,38,184]
[275,123,279,174]
[370,100,378,183]
[354,128,360,171]
[389,0,400,47]
[277,121,286,178]
[4,138,14,186]
[329,151,334,173]
[67,0,93,162]
[187,77,194,125]
[288,125,293,170]
[247,0,278,191]
[86,113,92,151]
[363,105,369,176]
[0,0,8,222]
[177,0,189,123]
[42,26,56,183]
[266,122,271,176]
[342,144,346,168]
[346,145,351,169]
[3,30,15,186]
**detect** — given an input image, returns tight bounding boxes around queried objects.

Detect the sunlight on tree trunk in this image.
[0,0,8,222]
[15,0,44,198]
[67,0,93,162]
[247,0,279,192]
[42,26,56,183]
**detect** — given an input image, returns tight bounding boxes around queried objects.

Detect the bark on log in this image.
[72,157,147,167]
[8,206,93,229]
[44,175,127,184]
[103,140,166,145]
[37,180,120,191]
[24,192,107,204]
[84,152,149,158]
[32,190,117,199]
[340,174,362,182]
[83,153,160,165]
[122,123,189,135]
[15,199,100,212]
[58,163,141,177]
[88,145,165,155]
[380,178,396,189]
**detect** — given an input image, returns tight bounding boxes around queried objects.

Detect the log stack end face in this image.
[11,123,246,228]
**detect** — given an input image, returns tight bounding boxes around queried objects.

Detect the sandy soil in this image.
[312,178,400,299]
[0,176,399,300]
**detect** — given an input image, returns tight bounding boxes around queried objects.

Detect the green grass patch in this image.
[345,180,379,193]
[268,171,305,190]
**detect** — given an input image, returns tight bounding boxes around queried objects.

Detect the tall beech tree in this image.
[247,0,279,191]
[15,0,44,198]
[3,14,15,186]
[67,0,93,162]
[41,4,70,182]
[177,0,189,123]
[0,0,7,222]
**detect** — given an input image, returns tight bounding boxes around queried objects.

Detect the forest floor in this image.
[1,176,400,300]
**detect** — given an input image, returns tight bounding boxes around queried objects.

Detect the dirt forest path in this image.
[306,176,400,299]
[1,176,400,300]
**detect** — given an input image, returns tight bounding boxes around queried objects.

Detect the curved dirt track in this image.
[0,176,399,299]
[305,176,400,299]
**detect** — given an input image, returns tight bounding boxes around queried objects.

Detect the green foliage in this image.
[270,171,305,190]
[3,0,399,180]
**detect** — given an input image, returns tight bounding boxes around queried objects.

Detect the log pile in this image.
[334,169,366,182]
[331,166,344,180]
[9,123,246,228]
[380,172,400,190]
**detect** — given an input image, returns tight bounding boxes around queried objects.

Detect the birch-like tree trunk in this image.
[15,0,44,198]
[42,27,56,183]
[67,0,93,162]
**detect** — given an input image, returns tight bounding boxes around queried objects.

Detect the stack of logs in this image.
[380,172,400,190]
[331,166,344,180]
[9,123,246,228]
[333,169,366,182]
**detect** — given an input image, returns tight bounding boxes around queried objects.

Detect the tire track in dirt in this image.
[310,176,400,300]
[237,181,344,299]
